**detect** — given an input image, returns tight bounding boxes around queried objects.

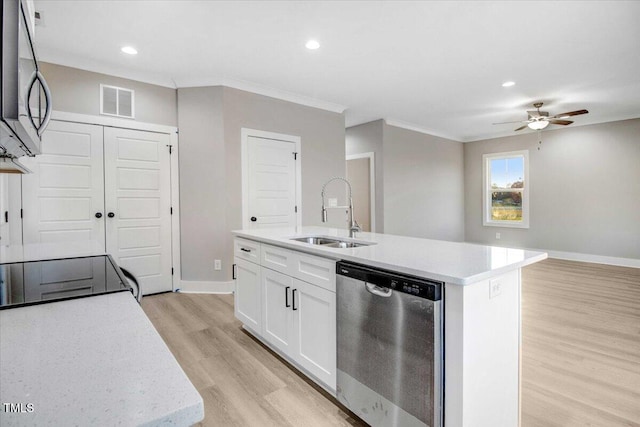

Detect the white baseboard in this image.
[176,280,234,294]
[544,249,640,269]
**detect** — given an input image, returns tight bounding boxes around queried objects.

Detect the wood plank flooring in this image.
[521,259,640,427]
[142,258,640,427]
[141,291,365,427]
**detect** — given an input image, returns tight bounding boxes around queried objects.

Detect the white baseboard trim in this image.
[176,280,234,294]
[542,249,639,269]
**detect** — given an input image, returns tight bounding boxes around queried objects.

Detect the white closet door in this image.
[21,121,105,245]
[104,127,172,295]
[247,136,297,229]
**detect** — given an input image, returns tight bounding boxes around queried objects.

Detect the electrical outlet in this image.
[495,232,501,240]
[214,259,221,271]
[328,198,338,207]
[489,279,502,299]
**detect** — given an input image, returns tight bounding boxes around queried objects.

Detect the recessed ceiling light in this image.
[305,40,320,50]
[121,46,138,55]
[502,81,515,87]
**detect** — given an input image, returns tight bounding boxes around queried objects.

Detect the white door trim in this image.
[44,110,182,292]
[241,128,302,230]
[346,152,376,232]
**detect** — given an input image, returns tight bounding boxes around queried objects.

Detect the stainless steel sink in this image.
[290,236,375,248]
[292,237,341,245]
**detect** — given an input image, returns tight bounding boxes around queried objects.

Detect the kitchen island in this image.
[232,226,547,427]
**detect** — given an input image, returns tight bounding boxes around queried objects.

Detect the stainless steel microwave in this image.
[1,0,52,159]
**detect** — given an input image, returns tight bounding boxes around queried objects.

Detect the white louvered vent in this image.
[100,85,135,119]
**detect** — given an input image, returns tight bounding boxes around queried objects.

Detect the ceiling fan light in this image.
[528,120,549,130]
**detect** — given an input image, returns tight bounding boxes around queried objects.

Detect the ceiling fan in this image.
[494,102,589,131]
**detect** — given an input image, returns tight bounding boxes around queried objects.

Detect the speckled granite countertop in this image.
[0,292,203,426]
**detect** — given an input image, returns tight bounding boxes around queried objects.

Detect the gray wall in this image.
[464,118,640,259]
[346,121,465,241]
[178,86,346,282]
[40,62,177,126]
[383,124,465,241]
[346,120,385,232]
[177,87,225,281]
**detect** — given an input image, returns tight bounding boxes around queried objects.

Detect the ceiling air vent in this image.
[100,85,135,119]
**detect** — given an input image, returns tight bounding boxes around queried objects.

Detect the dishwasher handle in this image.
[365,282,392,297]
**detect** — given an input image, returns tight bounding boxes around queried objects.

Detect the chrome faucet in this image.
[321,177,361,238]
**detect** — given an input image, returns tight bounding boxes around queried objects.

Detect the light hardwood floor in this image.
[521,259,640,427]
[141,290,365,426]
[142,259,640,427]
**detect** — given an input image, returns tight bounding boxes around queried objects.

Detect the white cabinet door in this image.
[234,258,262,333]
[104,127,173,295]
[292,278,337,390]
[21,121,105,245]
[262,267,295,355]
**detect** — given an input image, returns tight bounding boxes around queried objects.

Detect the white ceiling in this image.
[33,1,640,142]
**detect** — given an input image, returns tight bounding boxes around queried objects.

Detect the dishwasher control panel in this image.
[337,261,442,301]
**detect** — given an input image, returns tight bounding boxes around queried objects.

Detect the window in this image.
[483,150,529,228]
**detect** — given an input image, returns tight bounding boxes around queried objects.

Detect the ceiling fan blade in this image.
[514,125,529,131]
[493,120,529,125]
[550,109,589,119]
[527,110,541,118]
[549,119,573,125]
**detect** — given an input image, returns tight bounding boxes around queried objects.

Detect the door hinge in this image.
[171,267,174,276]
[293,152,298,160]
[170,207,173,215]
[294,205,298,213]
[20,209,23,219]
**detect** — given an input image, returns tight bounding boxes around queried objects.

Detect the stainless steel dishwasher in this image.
[336,261,443,427]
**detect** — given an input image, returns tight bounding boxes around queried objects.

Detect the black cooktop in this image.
[0,255,132,310]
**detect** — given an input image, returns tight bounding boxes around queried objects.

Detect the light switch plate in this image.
[328,198,338,207]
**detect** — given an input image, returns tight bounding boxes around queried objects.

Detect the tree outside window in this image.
[483,151,529,228]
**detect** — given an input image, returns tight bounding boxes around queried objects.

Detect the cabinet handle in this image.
[95,212,103,219]
[292,289,297,311]
[107,212,115,218]
[232,264,237,280]
[285,286,291,308]
[240,248,251,253]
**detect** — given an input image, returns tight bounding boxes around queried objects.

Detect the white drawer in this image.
[234,238,261,264]
[261,243,296,276]
[293,252,336,292]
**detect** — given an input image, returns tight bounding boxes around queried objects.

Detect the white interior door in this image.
[104,127,172,295]
[21,121,105,245]
[246,135,298,229]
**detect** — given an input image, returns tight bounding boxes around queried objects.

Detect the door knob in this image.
[95,212,103,218]
[250,216,257,222]
[107,212,115,218]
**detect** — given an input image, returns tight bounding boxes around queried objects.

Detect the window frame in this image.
[482,150,530,229]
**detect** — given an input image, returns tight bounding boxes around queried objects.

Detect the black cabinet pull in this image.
[292,289,298,311]
[250,216,257,222]
[285,286,291,307]
[232,264,237,280]
[95,212,103,218]
[240,248,251,253]
[107,212,115,218]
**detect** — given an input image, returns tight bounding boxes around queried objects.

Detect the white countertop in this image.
[233,226,547,285]
[0,292,204,426]
[0,240,106,264]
